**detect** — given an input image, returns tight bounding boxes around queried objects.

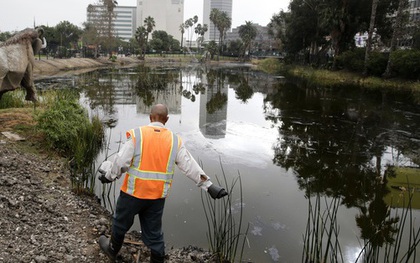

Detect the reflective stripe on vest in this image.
[122,126,178,199]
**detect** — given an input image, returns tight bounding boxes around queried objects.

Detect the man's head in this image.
[150,104,169,124]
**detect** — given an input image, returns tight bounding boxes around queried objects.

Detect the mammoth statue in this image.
[0,27,47,102]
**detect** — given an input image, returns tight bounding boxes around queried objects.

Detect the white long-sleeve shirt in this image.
[100,122,213,191]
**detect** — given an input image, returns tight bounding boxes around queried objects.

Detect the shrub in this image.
[336,48,365,72]
[36,99,90,154]
[365,51,388,77]
[0,89,26,109]
[390,49,420,80]
[36,91,104,192]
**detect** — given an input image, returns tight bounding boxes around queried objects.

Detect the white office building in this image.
[136,0,184,42]
[87,5,136,42]
[87,0,184,42]
[203,0,232,42]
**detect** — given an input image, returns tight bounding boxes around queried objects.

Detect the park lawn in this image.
[384,167,420,209]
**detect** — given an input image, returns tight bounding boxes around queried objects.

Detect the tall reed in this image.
[201,161,249,263]
[356,185,420,263]
[302,193,343,263]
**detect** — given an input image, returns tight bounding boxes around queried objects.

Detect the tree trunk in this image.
[363,0,379,76]
[383,0,408,78]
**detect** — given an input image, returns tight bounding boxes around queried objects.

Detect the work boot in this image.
[150,252,165,263]
[99,235,118,262]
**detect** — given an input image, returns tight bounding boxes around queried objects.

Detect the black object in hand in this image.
[208,184,228,199]
[98,173,113,184]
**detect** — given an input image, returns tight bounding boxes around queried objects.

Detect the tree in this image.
[194,23,208,50]
[82,22,101,58]
[205,40,218,59]
[383,0,409,78]
[101,0,118,56]
[184,17,194,49]
[149,30,180,52]
[54,21,82,58]
[209,9,231,60]
[277,0,401,66]
[144,16,156,54]
[238,21,257,59]
[135,26,147,59]
[0,31,13,42]
[225,39,243,57]
[179,23,185,50]
[209,8,221,41]
[364,0,380,75]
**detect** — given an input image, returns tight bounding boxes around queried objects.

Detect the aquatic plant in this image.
[35,90,104,193]
[302,193,344,263]
[201,161,249,263]
[356,175,420,263]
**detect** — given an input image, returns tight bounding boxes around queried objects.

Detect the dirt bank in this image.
[33,56,141,79]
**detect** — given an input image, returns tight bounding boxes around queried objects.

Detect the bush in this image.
[365,51,388,77]
[36,99,90,154]
[390,49,420,80]
[36,92,104,192]
[336,48,365,72]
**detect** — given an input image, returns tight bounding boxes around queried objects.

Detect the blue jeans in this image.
[112,191,166,257]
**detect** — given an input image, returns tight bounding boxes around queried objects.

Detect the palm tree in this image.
[135,26,147,59]
[195,23,208,50]
[383,0,409,78]
[101,0,118,57]
[238,21,257,59]
[191,15,199,48]
[184,18,194,49]
[216,11,231,60]
[179,23,185,50]
[143,16,155,54]
[209,8,221,41]
[363,0,379,75]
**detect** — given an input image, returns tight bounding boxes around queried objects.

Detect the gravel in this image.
[0,140,214,263]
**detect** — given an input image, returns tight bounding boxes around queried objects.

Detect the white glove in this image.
[98,160,114,182]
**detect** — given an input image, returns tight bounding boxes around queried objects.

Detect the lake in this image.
[39,64,420,262]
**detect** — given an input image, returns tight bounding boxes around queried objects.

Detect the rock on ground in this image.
[0,140,214,263]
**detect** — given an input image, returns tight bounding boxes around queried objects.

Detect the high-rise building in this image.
[87,0,184,42]
[87,5,137,42]
[203,0,233,42]
[136,0,184,42]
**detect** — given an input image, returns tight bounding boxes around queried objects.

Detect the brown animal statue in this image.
[0,27,47,102]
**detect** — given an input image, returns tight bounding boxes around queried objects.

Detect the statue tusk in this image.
[41,37,47,49]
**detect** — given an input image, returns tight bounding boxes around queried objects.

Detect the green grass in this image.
[385,167,420,209]
[254,58,420,93]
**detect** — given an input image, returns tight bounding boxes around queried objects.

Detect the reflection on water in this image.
[43,65,420,262]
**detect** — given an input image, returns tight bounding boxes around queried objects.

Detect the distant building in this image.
[409,0,420,21]
[225,24,278,54]
[203,0,233,42]
[136,0,184,42]
[86,0,184,42]
[87,5,137,42]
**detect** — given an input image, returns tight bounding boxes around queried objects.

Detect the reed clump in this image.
[201,162,249,263]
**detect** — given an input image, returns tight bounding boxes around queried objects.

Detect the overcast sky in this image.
[0,0,290,32]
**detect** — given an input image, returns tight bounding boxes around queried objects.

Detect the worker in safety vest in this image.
[97,104,228,263]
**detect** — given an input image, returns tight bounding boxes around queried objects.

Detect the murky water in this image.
[39,65,420,262]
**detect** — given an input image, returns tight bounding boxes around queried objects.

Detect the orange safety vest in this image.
[121,125,180,199]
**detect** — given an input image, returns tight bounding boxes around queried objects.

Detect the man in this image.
[97,104,228,263]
